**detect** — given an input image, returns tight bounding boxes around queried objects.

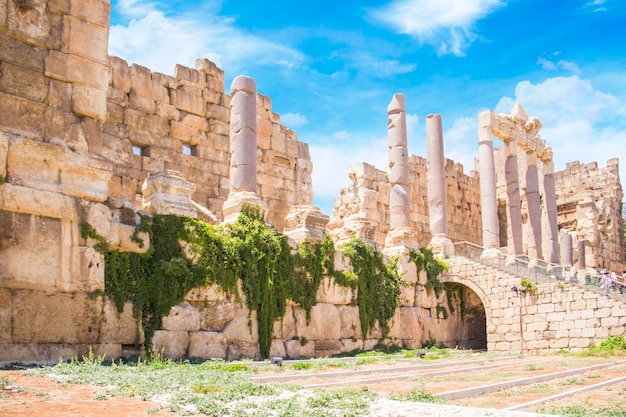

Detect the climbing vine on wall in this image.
[409,247,450,298]
[84,209,409,358]
[341,238,404,339]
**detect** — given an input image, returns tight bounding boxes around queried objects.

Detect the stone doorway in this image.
[443,283,487,350]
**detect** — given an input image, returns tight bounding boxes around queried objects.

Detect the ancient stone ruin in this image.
[0,0,624,362]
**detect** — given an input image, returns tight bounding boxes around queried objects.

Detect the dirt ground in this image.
[0,354,624,416]
[0,370,179,417]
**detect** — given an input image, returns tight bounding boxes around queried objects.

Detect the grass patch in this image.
[391,388,447,404]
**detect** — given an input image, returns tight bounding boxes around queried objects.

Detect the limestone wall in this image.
[554,159,624,271]
[328,157,483,249]
[150,254,487,360]
[104,57,313,229]
[0,0,311,362]
[446,256,626,353]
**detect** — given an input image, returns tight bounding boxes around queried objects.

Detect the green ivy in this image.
[520,279,538,294]
[85,210,408,358]
[341,238,404,339]
[445,283,465,321]
[290,235,336,322]
[409,248,450,298]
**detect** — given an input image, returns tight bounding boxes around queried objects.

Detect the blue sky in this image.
[109,0,626,215]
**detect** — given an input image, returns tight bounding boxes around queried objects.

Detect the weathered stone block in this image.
[99,300,142,345]
[151,330,189,358]
[273,304,296,340]
[45,51,109,90]
[70,0,111,27]
[226,341,260,361]
[188,331,227,359]
[0,132,7,179]
[63,15,108,63]
[0,92,46,138]
[285,339,315,359]
[223,307,257,344]
[73,85,107,120]
[171,86,205,117]
[199,302,236,331]
[130,64,170,103]
[0,62,48,103]
[315,278,354,305]
[269,339,287,358]
[0,32,47,71]
[110,56,131,93]
[295,303,340,341]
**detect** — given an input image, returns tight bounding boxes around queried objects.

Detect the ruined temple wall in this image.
[554,159,624,271]
[104,57,313,230]
[0,0,313,361]
[328,155,483,249]
[492,143,624,269]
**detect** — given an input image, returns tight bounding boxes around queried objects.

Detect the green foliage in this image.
[289,362,313,371]
[290,235,337,322]
[422,332,437,349]
[80,222,110,253]
[226,207,294,359]
[540,404,626,417]
[435,304,448,320]
[340,238,404,339]
[445,283,465,320]
[391,387,448,404]
[91,208,409,359]
[409,248,450,298]
[520,279,538,294]
[600,335,626,351]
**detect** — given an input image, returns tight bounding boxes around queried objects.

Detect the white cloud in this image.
[495,75,626,186]
[280,113,309,129]
[310,136,388,214]
[583,0,607,12]
[443,116,479,172]
[109,2,304,77]
[115,0,158,19]
[537,57,581,74]
[372,0,503,56]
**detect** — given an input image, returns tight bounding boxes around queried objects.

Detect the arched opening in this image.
[431,282,487,350]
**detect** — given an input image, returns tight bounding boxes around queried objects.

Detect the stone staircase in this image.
[448,241,626,302]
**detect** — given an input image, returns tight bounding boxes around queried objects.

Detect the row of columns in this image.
[383,93,450,255]
[478,108,560,264]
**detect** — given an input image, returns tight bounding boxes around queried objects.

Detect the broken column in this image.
[478,110,500,257]
[577,239,586,269]
[542,152,560,264]
[426,114,452,254]
[525,152,543,261]
[283,205,330,244]
[504,138,524,257]
[560,230,573,267]
[383,93,417,254]
[222,75,268,224]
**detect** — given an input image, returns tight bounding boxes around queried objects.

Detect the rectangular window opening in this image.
[183,144,198,156]
[132,145,150,157]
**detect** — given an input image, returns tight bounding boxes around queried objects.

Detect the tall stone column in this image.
[384,93,416,254]
[525,152,543,261]
[426,114,452,254]
[542,153,560,264]
[577,239,586,269]
[222,75,268,224]
[504,139,524,256]
[478,110,500,257]
[559,230,573,267]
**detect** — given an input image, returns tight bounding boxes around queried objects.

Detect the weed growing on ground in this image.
[539,404,626,417]
[390,387,448,404]
[27,354,381,416]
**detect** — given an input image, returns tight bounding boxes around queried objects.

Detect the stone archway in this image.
[439,277,488,350]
